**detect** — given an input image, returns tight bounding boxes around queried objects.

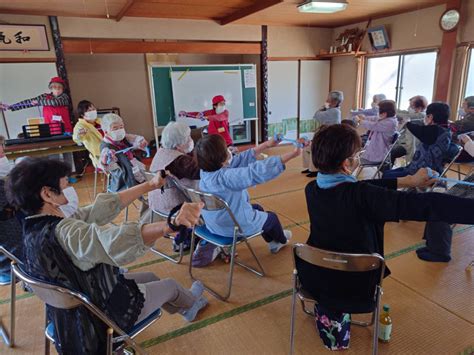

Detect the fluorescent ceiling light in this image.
[298,0,348,13]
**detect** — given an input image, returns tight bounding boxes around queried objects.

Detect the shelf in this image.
[317,51,367,59]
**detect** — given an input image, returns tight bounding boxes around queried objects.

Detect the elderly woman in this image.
[193,135,300,266]
[72,100,103,166]
[149,121,199,214]
[5,157,208,354]
[356,99,398,165]
[301,124,474,350]
[100,113,148,192]
[302,90,344,178]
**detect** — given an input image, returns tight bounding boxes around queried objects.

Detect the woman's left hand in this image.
[138,138,148,150]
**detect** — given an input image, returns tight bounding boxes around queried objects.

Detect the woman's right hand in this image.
[175,202,204,227]
[405,168,437,188]
[459,134,472,145]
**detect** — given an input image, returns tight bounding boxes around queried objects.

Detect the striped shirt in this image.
[9,93,70,111]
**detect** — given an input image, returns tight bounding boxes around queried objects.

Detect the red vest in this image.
[42,95,72,133]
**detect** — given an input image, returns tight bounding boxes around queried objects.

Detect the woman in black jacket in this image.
[301,124,474,350]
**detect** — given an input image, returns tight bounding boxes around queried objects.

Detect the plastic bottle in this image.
[378,304,392,342]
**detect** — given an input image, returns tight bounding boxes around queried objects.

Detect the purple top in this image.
[361,116,397,163]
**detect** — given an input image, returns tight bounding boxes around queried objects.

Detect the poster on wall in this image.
[0,24,50,51]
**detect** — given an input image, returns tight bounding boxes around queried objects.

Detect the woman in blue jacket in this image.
[195,135,301,255]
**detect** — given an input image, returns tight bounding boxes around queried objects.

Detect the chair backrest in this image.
[172,178,243,232]
[292,243,385,314]
[10,262,127,337]
[440,144,463,176]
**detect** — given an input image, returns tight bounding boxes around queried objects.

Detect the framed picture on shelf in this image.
[367,26,390,51]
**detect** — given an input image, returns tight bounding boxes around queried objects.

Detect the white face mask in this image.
[0,156,13,177]
[371,102,378,109]
[84,110,97,121]
[215,105,226,114]
[109,128,126,142]
[408,107,416,114]
[324,102,330,109]
[59,187,79,218]
[458,108,466,117]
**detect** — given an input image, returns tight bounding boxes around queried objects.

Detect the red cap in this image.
[49,77,66,86]
[212,95,225,105]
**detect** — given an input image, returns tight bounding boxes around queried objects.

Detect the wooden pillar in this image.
[433,0,462,101]
[48,16,74,122]
[260,25,268,142]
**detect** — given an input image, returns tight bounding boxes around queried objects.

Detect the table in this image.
[4,139,86,160]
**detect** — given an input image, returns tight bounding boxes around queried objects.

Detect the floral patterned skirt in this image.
[314,304,351,351]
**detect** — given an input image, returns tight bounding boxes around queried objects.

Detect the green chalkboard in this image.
[150,65,257,127]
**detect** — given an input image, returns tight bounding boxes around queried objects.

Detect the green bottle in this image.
[378,304,392,342]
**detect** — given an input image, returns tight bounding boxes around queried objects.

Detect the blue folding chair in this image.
[10,262,161,355]
[181,185,265,301]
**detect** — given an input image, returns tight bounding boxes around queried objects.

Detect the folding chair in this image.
[149,208,184,264]
[182,185,265,301]
[10,262,161,355]
[289,244,385,355]
[430,144,463,191]
[355,130,404,180]
[0,247,22,348]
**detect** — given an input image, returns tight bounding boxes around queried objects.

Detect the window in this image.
[464,48,474,97]
[364,51,438,109]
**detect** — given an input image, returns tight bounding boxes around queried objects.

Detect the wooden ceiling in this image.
[0,0,448,27]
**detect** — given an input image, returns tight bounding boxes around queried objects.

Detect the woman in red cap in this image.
[179,95,234,148]
[0,76,73,133]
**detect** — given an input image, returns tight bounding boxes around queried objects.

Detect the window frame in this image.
[460,46,474,104]
[362,49,439,110]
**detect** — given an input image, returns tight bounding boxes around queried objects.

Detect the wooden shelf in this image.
[317,51,367,59]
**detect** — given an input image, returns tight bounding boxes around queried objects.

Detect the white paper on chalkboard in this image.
[244,69,256,88]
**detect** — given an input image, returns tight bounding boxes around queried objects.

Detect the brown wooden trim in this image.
[268,56,320,61]
[363,46,440,58]
[219,0,283,26]
[116,0,135,22]
[434,0,461,101]
[0,7,114,19]
[62,39,261,54]
[0,57,56,63]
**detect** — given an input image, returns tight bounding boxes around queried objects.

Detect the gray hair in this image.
[160,121,191,149]
[101,113,123,133]
[329,91,344,106]
[373,94,386,103]
[465,96,474,108]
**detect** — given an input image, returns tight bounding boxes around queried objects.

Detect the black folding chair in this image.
[289,244,385,355]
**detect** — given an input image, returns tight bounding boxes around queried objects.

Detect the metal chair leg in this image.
[234,239,265,277]
[188,229,238,301]
[44,307,50,355]
[150,243,184,264]
[289,270,297,355]
[106,328,113,355]
[372,286,381,355]
[93,169,98,198]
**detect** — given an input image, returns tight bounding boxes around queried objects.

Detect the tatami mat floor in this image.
[0,145,473,354]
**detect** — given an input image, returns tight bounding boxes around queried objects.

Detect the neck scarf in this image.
[317,173,357,189]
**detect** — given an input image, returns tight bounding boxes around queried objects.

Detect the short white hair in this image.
[101,113,123,132]
[160,121,191,149]
[329,91,344,106]
[373,94,386,103]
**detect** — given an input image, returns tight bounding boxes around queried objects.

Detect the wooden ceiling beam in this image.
[62,38,261,54]
[115,0,135,22]
[0,7,114,19]
[219,0,283,26]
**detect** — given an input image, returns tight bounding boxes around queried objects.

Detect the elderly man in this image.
[302,91,344,178]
